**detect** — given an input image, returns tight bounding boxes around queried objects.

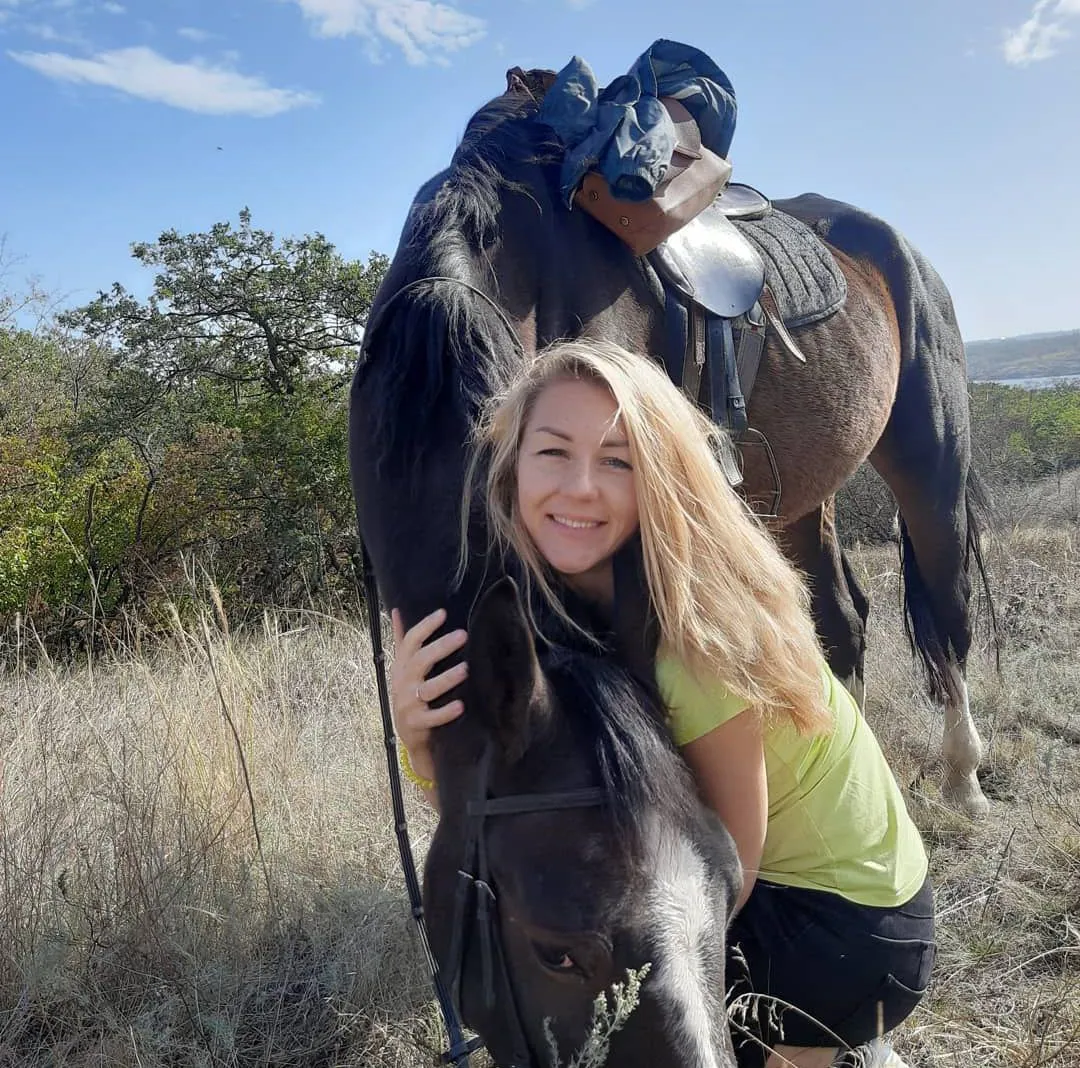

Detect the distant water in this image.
[975,374,1080,390]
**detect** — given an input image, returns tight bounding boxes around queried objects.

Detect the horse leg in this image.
[870,446,991,818]
[780,498,869,709]
[839,543,871,709]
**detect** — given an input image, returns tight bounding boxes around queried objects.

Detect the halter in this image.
[445,741,605,1067]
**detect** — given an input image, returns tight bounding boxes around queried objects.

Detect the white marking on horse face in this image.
[644,826,725,1068]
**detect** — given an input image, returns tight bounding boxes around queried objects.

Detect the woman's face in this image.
[516,377,639,599]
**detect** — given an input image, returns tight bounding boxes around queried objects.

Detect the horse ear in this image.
[504,65,557,102]
[612,535,660,690]
[466,577,543,763]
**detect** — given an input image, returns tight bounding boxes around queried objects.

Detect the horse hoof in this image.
[944,776,990,819]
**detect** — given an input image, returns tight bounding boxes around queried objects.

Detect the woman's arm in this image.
[680,709,768,913]
[389,607,468,811]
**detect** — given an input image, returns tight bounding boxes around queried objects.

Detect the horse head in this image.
[425,577,740,1068]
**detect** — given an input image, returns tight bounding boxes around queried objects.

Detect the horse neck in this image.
[490,185,664,355]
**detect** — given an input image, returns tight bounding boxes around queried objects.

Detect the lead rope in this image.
[355,271,527,1067]
[359,542,483,1066]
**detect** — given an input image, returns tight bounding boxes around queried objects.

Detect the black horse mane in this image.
[360,92,562,467]
[544,641,699,848]
[411,90,560,249]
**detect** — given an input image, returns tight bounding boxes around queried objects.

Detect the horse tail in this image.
[897,465,998,703]
[963,464,1000,669]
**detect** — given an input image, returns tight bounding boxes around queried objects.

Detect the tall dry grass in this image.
[855,483,1080,1067]
[0,480,1077,1066]
[0,607,443,1066]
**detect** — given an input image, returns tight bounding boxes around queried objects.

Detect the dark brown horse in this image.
[349,79,990,1066]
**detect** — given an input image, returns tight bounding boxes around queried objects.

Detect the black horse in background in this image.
[349,72,990,1066]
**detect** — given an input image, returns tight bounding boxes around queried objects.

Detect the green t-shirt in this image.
[656,656,928,908]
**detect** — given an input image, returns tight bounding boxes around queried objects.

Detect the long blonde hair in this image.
[463,338,831,734]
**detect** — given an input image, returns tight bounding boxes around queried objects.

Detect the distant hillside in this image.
[965,329,1080,381]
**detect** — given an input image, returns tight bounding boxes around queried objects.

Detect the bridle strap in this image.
[360,543,483,1066]
[467,788,606,818]
[360,274,527,361]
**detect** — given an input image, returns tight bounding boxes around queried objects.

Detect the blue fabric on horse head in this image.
[537,39,737,208]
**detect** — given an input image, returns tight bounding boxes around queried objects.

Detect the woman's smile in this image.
[516,377,639,599]
[549,514,604,530]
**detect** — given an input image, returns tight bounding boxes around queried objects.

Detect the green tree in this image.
[63,208,386,396]
[2,213,387,653]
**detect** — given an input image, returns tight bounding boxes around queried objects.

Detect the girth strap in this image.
[682,299,706,409]
[735,300,768,404]
[662,288,689,386]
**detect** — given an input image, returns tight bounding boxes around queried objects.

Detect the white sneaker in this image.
[836,1041,911,1068]
[866,1040,910,1068]
[878,1050,910,1068]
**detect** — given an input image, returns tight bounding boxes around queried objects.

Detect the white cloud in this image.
[8,45,320,115]
[178,26,211,42]
[23,19,87,44]
[102,2,125,12]
[286,0,485,65]
[1003,0,1080,64]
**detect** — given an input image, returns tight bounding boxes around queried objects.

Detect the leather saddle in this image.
[651,195,767,320]
[572,95,770,320]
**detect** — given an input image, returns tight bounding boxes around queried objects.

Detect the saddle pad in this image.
[732,209,846,329]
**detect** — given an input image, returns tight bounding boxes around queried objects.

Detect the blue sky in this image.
[1,0,1078,342]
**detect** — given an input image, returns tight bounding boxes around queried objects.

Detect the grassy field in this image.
[1,484,1078,1066]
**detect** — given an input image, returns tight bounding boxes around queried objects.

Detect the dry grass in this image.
[0,609,443,1066]
[853,495,1080,1067]
[0,487,1077,1066]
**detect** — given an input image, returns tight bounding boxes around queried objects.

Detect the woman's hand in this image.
[390,608,468,764]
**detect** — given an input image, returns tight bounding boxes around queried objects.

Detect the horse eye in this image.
[532,942,581,974]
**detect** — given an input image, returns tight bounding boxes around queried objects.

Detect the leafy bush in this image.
[0,213,386,656]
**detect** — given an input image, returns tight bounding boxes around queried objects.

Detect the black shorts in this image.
[726,876,935,1063]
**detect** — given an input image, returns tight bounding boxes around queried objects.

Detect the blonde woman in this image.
[391,339,932,1068]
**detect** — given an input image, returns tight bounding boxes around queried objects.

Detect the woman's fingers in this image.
[393,607,468,673]
[416,700,465,729]
[414,628,468,677]
[399,607,450,653]
[397,699,465,752]
[388,606,468,752]
[420,660,469,704]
